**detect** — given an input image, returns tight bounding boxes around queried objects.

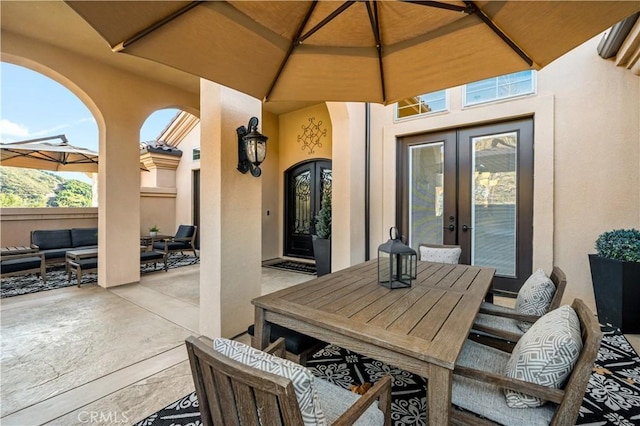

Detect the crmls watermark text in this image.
[78,411,129,424]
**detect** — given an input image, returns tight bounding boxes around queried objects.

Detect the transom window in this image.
[463,71,536,107]
[396,90,447,120]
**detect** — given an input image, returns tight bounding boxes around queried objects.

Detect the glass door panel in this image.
[471,132,517,276]
[408,143,444,249]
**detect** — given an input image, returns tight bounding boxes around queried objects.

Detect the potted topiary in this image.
[149,225,160,237]
[312,198,331,276]
[589,228,640,333]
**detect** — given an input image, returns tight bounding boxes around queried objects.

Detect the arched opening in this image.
[0,62,98,207]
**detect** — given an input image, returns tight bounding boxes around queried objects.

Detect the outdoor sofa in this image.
[31,228,97,266]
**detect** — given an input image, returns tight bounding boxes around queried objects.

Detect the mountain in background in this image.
[0,167,93,207]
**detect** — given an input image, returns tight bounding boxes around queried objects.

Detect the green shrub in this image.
[595,229,640,262]
[315,198,331,239]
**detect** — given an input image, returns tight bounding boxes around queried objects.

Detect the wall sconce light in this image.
[237,116,268,177]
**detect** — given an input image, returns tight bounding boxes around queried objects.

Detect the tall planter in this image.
[312,235,331,277]
[589,254,640,333]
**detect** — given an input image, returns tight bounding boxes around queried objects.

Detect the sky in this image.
[0,62,179,183]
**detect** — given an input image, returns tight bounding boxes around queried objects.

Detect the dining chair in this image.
[418,243,462,264]
[471,266,567,350]
[152,225,198,258]
[185,336,392,426]
[452,298,602,425]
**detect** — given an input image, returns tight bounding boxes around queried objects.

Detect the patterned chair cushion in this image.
[514,269,556,332]
[213,338,325,425]
[419,246,462,264]
[504,305,583,408]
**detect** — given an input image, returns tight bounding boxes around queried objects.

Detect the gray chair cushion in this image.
[419,246,462,264]
[480,301,516,315]
[314,374,385,425]
[454,340,555,425]
[71,228,98,247]
[515,269,555,332]
[1,256,42,273]
[474,312,524,337]
[40,248,70,261]
[31,229,72,250]
[504,305,582,408]
[140,251,164,261]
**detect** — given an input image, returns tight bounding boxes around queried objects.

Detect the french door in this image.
[284,160,332,259]
[398,118,533,292]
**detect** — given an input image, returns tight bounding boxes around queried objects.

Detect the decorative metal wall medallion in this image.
[297,117,327,154]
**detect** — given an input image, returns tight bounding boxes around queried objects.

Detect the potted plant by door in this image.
[589,228,640,333]
[312,199,331,276]
[149,225,160,237]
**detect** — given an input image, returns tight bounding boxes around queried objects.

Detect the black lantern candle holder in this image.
[378,227,417,289]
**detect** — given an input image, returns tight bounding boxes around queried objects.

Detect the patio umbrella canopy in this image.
[0,135,98,173]
[66,1,640,105]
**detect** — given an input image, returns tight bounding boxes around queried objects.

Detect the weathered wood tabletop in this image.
[252,259,495,425]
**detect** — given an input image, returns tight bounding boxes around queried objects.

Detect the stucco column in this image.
[199,81,262,339]
[327,102,367,271]
[98,113,142,288]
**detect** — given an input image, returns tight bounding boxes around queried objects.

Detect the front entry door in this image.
[284,160,332,258]
[398,118,533,292]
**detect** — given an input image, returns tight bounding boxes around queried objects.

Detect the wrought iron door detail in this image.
[284,159,332,259]
[297,117,327,154]
[292,171,311,234]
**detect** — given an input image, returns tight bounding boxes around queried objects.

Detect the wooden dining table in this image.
[252,259,495,425]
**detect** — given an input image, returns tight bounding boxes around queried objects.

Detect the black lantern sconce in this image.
[237,116,268,177]
[378,227,417,289]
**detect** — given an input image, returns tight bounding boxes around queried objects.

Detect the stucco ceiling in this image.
[0,0,314,115]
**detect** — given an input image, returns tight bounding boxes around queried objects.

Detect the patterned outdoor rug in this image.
[134,325,640,426]
[262,259,317,275]
[0,254,199,298]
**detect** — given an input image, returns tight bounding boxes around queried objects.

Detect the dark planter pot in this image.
[589,254,640,333]
[312,236,331,277]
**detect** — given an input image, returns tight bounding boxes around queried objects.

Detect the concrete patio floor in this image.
[1,264,639,425]
[0,264,313,425]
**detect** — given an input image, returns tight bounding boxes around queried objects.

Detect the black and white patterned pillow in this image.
[504,305,583,408]
[515,268,556,332]
[213,338,326,425]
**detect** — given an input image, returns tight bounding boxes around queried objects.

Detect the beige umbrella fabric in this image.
[66,1,640,105]
[0,135,99,173]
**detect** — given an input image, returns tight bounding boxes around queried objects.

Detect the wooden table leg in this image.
[427,365,452,425]
[253,307,272,350]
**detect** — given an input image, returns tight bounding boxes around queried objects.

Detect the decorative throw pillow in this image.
[419,246,462,264]
[213,338,326,425]
[515,268,556,332]
[503,305,583,408]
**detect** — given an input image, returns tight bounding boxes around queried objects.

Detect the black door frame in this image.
[283,159,332,259]
[397,118,533,292]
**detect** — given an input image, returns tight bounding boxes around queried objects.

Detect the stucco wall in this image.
[261,111,280,261]
[540,36,640,309]
[276,104,333,258]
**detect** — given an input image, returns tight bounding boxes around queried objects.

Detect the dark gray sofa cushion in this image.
[247,324,324,355]
[71,228,98,248]
[32,230,72,250]
[141,251,164,261]
[1,256,42,273]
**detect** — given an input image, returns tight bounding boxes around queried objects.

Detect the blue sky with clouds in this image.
[1,62,178,183]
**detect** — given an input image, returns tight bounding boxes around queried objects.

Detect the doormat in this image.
[133,325,640,426]
[262,259,316,275]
